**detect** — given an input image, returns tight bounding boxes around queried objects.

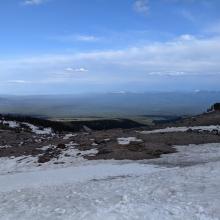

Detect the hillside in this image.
[1,106,220,219]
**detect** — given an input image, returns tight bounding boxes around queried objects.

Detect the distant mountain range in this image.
[0,91,219,118]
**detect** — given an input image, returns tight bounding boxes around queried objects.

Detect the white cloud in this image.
[7,80,31,84]
[1,34,220,84]
[178,34,196,41]
[133,0,150,15]
[53,34,100,43]
[65,67,88,72]
[148,71,186,76]
[75,35,99,42]
[23,0,47,5]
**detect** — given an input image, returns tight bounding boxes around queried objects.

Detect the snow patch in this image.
[0,145,12,149]
[148,143,220,167]
[117,137,142,145]
[1,144,220,219]
[22,122,54,135]
[0,142,98,174]
[0,120,19,128]
[0,119,54,136]
[0,163,162,192]
[140,125,220,134]
[63,133,77,140]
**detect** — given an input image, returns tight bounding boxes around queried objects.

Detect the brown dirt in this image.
[1,111,220,162]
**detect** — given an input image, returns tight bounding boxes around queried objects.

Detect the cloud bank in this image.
[1,34,220,86]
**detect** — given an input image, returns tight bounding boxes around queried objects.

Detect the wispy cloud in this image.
[22,0,47,6]
[7,80,31,84]
[65,67,89,72]
[52,34,100,43]
[178,34,196,41]
[52,67,89,81]
[148,71,187,76]
[75,35,99,42]
[133,0,150,15]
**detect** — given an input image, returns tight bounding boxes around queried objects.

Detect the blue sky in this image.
[0,0,220,94]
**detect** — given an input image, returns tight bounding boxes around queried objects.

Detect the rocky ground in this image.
[1,110,220,164]
[1,110,220,219]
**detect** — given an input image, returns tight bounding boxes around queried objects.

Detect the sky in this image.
[0,0,220,94]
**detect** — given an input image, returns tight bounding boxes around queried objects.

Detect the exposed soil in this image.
[154,110,220,128]
[1,111,220,162]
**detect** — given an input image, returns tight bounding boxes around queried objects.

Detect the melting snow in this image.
[140,125,220,134]
[1,143,220,219]
[0,120,19,128]
[0,143,98,175]
[117,137,142,145]
[63,133,77,140]
[1,116,220,220]
[22,122,54,135]
[0,119,54,135]
[0,145,12,149]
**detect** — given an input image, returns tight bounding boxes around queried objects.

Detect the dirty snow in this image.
[117,137,142,145]
[147,143,220,167]
[0,143,98,175]
[63,133,77,140]
[0,145,12,149]
[1,143,220,219]
[0,120,19,128]
[140,125,220,134]
[0,163,161,192]
[0,120,54,135]
[22,122,54,135]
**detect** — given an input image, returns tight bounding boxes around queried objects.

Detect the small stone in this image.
[57,143,66,149]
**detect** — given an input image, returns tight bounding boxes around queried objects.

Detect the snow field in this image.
[0,143,220,219]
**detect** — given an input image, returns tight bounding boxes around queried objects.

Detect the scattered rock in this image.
[38,155,51,163]
[97,148,112,155]
[127,143,145,152]
[211,129,219,135]
[53,161,65,164]
[57,143,66,149]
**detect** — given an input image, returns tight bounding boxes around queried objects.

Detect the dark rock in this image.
[97,148,112,155]
[14,128,21,133]
[38,155,51,163]
[53,161,65,164]
[211,129,219,135]
[150,149,164,156]
[57,143,66,149]
[94,139,110,144]
[127,143,145,152]
[186,128,193,133]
